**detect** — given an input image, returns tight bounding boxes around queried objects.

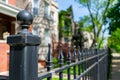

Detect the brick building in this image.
[0,0,20,73]
[0,0,58,73]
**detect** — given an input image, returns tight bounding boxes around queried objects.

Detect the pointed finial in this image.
[46,44,52,71]
[78,46,81,61]
[73,48,76,62]
[67,47,71,64]
[58,44,64,67]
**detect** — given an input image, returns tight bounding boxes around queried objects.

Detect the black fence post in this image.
[94,47,100,80]
[107,48,112,79]
[58,45,64,80]
[73,48,76,79]
[78,47,81,75]
[7,10,41,80]
[46,44,52,80]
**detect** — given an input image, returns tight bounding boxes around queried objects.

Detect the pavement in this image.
[111,53,120,80]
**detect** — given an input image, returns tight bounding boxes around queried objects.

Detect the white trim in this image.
[0,40,7,43]
[0,1,21,17]
[0,71,9,76]
[6,0,8,4]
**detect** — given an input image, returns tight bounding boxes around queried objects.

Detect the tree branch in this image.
[86,1,97,46]
[97,0,110,38]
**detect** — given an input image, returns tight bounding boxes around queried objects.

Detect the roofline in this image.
[0,1,21,17]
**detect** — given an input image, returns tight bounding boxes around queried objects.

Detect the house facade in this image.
[0,0,58,73]
[24,0,59,60]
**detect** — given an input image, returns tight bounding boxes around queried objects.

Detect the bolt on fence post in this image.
[7,10,41,80]
[46,44,52,80]
[58,45,64,80]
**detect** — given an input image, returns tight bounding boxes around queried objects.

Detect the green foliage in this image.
[63,66,82,74]
[52,57,59,68]
[43,78,67,80]
[106,1,120,34]
[108,28,120,52]
[77,0,89,6]
[75,0,114,48]
[58,6,73,40]
[97,37,104,48]
[78,16,93,32]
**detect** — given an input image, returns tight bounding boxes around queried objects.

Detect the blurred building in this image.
[24,0,59,60]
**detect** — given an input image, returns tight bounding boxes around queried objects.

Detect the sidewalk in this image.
[111,53,120,80]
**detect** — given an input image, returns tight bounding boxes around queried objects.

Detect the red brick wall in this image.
[0,42,9,72]
[8,0,16,6]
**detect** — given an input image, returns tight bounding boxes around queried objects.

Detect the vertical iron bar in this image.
[58,45,64,80]
[93,49,95,80]
[67,47,71,80]
[46,44,52,80]
[96,48,100,80]
[86,49,89,80]
[82,49,85,80]
[78,47,81,75]
[85,49,87,80]
[73,48,76,79]
[88,49,92,80]
[106,50,109,80]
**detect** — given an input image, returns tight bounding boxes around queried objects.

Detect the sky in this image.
[56,0,89,21]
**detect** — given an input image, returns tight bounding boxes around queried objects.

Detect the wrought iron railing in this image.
[38,45,108,80]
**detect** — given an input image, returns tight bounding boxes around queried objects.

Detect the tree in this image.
[58,6,74,41]
[106,1,120,34]
[108,28,120,52]
[76,0,114,48]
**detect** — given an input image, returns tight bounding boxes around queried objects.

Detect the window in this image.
[44,29,51,46]
[32,0,39,16]
[44,2,49,18]
[51,11,55,24]
[0,26,10,40]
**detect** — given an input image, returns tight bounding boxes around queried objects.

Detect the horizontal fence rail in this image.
[38,45,108,80]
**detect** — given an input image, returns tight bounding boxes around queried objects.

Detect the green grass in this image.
[63,65,82,74]
[43,78,67,80]
[52,58,83,75]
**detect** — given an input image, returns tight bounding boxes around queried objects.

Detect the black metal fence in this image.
[0,10,109,80]
[38,45,108,80]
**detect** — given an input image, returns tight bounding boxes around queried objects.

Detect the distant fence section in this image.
[38,45,108,80]
[0,10,109,80]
